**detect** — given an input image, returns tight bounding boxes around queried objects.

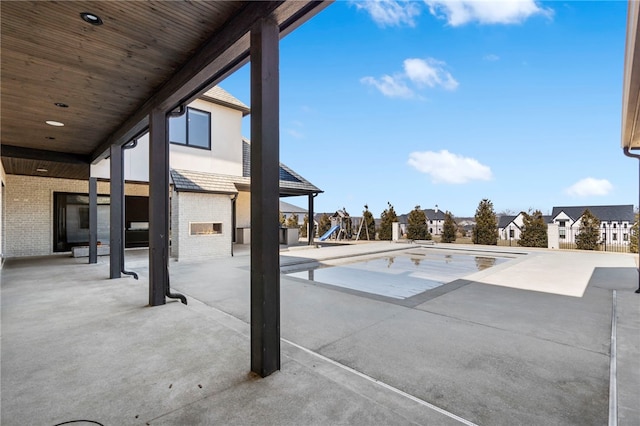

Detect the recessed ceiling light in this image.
[46,120,64,127]
[36,168,48,173]
[54,102,69,108]
[80,12,103,25]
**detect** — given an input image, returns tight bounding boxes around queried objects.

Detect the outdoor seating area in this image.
[2,243,638,425]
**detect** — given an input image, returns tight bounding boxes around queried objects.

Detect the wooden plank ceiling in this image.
[1,1,327,179]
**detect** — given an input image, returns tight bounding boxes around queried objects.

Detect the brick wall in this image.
[173,191,232,261]
[4,175,148,257]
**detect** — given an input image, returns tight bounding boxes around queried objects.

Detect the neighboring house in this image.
[498,213,552,242]
[280,200,308,226]
[550,205,635,246]
[498,214,522,242]
[1,86,321,260]
[397,207,450,236]
[424,208,446,236]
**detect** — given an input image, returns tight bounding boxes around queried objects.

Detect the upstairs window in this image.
[169,107,211,149]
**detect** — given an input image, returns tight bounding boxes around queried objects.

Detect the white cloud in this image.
[425,0,552,26]
[408,150,493,184]
[484,54,500,61]
[360,75,415,98]
[362,57,457,98]
[566,178,613,197]
[354,0,421,27]
[403,58,459,91]
[287,129,304,139]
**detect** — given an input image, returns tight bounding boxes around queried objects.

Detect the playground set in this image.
[318,209,372,242]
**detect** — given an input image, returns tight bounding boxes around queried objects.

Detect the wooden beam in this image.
[90,1,331,163]
[91,1,283,162]
[1,145,89,164]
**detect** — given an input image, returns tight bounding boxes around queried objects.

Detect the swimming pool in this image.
[286,250,509,299]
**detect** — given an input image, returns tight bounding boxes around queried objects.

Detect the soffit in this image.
[1,1,330,179]
[622,1,640,149]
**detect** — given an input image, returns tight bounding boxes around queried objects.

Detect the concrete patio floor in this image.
[1,243,639,425]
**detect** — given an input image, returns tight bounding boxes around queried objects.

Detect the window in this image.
[613,223,617,229]
[558,220,567,228]
[602,232,606,240]
[624,223,628,229]
[602,223,607,228]
[613,233,617,241]
[169,107,211,149]
[624,233,629,241]
[559,229,566,239]
[190,222,222,235]
[509,229,514,238]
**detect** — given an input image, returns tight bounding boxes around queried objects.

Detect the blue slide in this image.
[319,225,340,241]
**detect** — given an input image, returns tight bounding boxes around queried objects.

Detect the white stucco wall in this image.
[3,175,148,257]
[91,99,243,182]
[169,99,243,176]
[235,191,251,228]
[172,191,232,261]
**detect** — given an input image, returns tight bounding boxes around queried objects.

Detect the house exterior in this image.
[280,200,308,226]
[1,87,321,261]
[498,212,552,243]
[498,214,523,242]
[397,207,450,237]
[424,208,446,236]
[550,205,635,246]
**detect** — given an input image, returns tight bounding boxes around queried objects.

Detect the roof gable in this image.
[201,86,250,116]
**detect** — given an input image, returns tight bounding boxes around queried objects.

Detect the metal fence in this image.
[557,228,633,253]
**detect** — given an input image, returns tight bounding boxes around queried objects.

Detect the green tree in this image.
[472,199,498,245]
[518,210,548,248]
[285,213,298,228]
[630,214,638,254]
[406,205,429,240]
[378,202,398,241]
[576,209,600,250]
[279,211,286,226]
[300,214,309,238]
[358,205,376,240]
[318,213,331,238]
[441,211,457,243]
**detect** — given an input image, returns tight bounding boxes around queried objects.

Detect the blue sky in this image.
[220,0,633,218]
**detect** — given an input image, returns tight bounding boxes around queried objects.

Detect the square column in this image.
[149,109,169,306]
[89,177,98,264]
[109,145,123,278]
[308,194,315,245]
[250,17,280,377]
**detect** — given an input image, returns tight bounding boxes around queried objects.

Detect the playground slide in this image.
[319,224,340,241]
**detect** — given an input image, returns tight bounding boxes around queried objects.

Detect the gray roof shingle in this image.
[498,215,517,228]
[170,169,239,194]
[551,205,635,223]
[242,139,322,195]
[201,86,250,116]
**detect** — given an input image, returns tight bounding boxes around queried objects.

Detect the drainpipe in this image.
[623,147,640,294]
[120,139,139,280]
[230,192,238,256]
[164,105,188,305]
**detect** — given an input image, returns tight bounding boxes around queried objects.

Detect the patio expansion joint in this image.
[313,311,405,355]
[413,306,610,358]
